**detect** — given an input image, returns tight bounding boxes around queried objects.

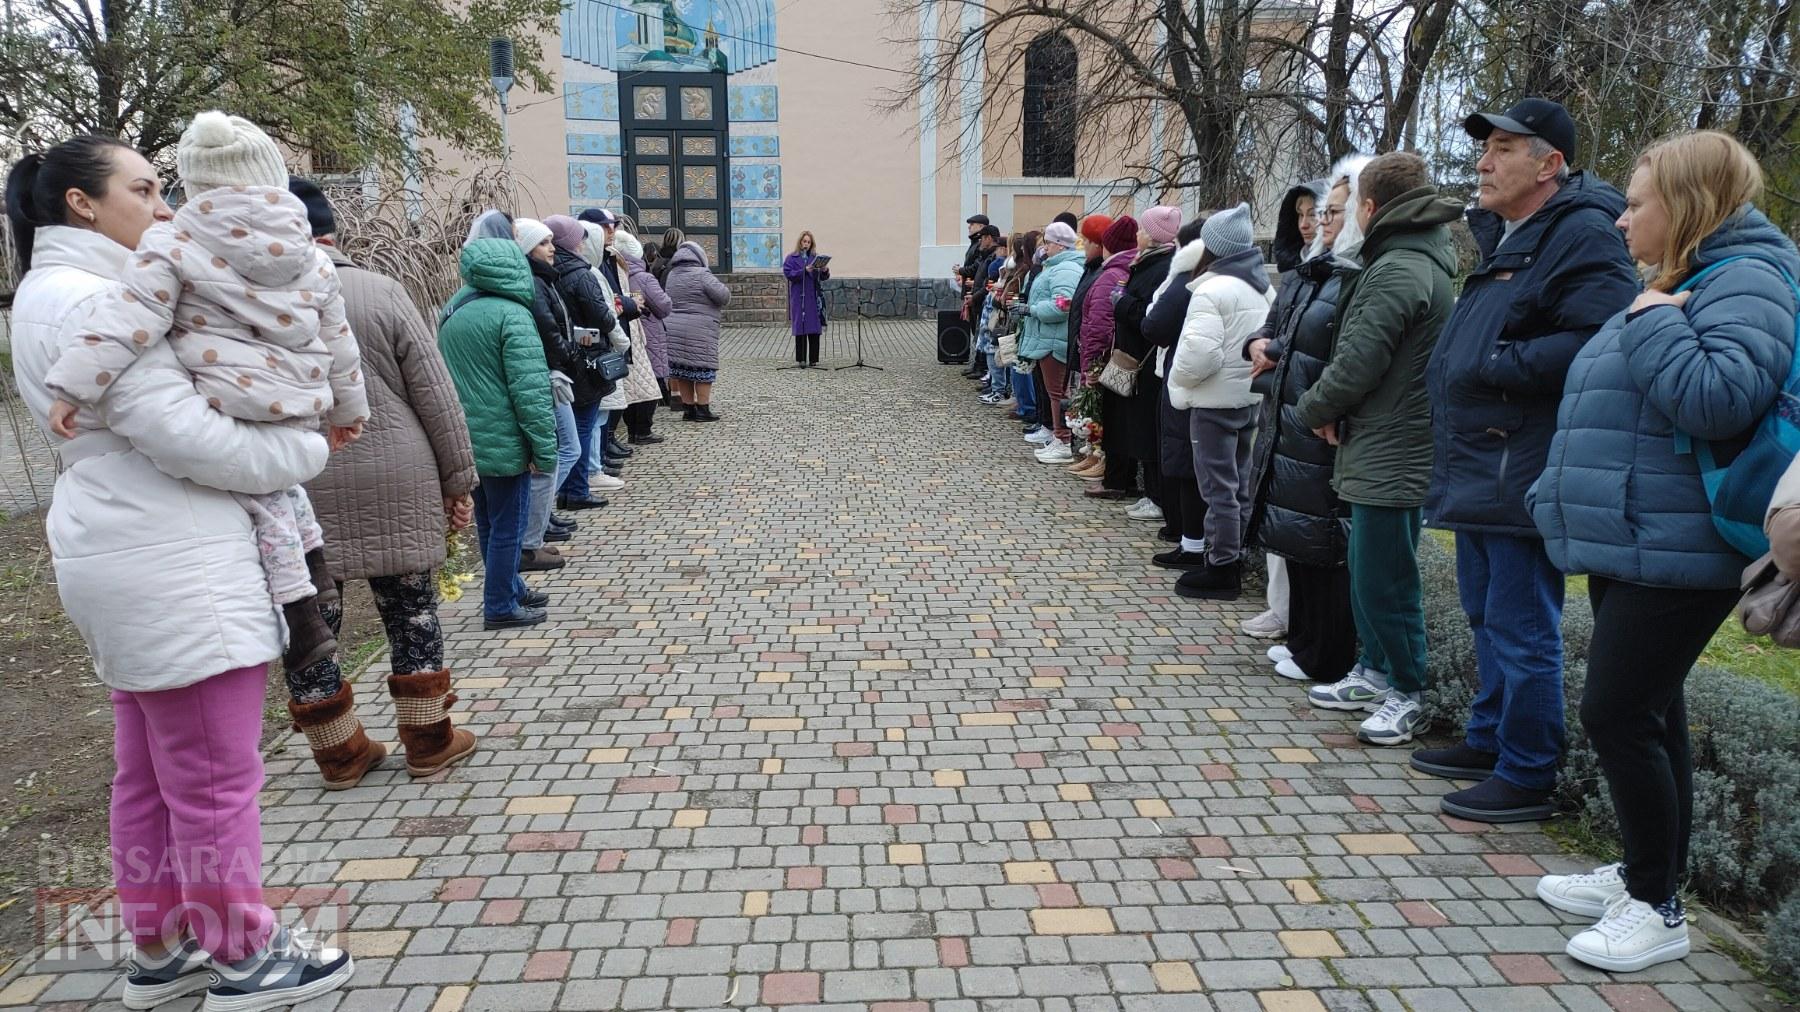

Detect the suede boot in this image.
[389,669,478,777]
[288,682,386,790]
[304,547,340,613]
[281,598,338,673]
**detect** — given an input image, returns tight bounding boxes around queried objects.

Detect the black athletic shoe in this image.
[204,925,353,1012]
[1440,775,1555,824]
[484,606,547,631]
[1152,548,1209,570]
[1410,743,1500,781]
[123,937,211,1010]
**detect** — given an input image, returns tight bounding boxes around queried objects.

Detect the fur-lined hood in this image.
[1169,237,1208,276]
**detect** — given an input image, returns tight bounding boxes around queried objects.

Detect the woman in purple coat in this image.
[783,230,830,367]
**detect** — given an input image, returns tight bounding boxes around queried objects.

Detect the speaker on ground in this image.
[936,310,970,364]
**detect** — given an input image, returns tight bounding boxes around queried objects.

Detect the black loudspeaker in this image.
[936,309,970,364]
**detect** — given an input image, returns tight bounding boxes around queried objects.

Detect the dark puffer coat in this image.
[1108,243,1175,462]
[1145,239,1207,478]
[1248,253,1348,566]
[547,248,618,404]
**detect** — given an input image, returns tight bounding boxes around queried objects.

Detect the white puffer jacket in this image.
[1166,269,1275,410]
[12,226,329,692]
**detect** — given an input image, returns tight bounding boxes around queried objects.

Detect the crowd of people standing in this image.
[959,100,1800,977]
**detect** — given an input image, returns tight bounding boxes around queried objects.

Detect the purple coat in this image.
[624,253,673,379]
[783,252,830,336]
[1080,248,1136,369]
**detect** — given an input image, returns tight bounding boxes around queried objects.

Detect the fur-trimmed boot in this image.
[287,682,386,791]
[388,669,478,778]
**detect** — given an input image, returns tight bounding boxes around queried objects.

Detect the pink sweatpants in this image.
[110,664,273,962]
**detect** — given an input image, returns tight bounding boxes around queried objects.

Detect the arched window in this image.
[1022,33,1078,178]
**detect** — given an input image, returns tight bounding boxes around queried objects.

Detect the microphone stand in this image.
[835,309,883,371]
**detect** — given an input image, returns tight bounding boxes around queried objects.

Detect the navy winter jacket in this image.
[1532,207,1799,589]
[1425,173,1639,536]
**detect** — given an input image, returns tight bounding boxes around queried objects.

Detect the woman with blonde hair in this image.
[1533,130,1798,973]
[783,229,830,367]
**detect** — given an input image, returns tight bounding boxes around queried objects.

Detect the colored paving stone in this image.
[5,325,1778,1011]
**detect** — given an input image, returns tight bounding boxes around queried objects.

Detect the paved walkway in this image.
[2,322,1784,1011]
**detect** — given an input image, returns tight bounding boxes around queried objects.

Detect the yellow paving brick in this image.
[743,890,770,917]
[1154,664,1207,675]
[335,857,419,881]
[505,796,574,816]
[933,769,966,788]
[788,624,831,634]
[1207,708,1240,721]
[1134,799,1174,819]
[960,712,1017,726]
[1152,961,1202,992]
[671,809,707,828]
[1279,930,1345,958]
[1113,697,1136,709]
[1028,820,1054,840]
[431,985,470,1012]
[0,976,52,1007]
[1087,736,1120,751]
[1258,992,1328,1012]
[1004,861,1058,884]
[586,748,629,764]
[888,844,924,865]
[1029,908,1116,935]
[861,659,909,670]
[663,644,688,654]
[1287,879,1322,903]
[456,677,508,689]
[1271,747,1318,764]
[761,758,783,775]
[1336,833,1421,855]
[757,671,792,683]
[508,638,552,648]
[886,727,906,741]
[663,706,693,720]
[1029,676,1065,688]
[749,718,805,732]
[1058,783,1093,802]
[1043,637,1059,648]
[347,930,410,957]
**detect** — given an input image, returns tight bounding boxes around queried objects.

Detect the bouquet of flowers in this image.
[1068,381,1105,445]
[436,529,478,603]
[1053,294,1071,312]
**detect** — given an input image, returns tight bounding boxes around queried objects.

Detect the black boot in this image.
[696,404,722,422]
[683,404,700,422]
[282,597,339,673]
[1175,560,1242,600]
[304,547,340,613]
[605,435,634,458]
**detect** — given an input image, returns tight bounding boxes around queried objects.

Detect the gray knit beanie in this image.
[1200,202,1254,258]
[177,111,289,193]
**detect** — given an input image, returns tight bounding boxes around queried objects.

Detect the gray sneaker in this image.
[204,925,352,1012]
[1358,690,1424,746]
[1307,664,1390,712]
[123,937,211,1010]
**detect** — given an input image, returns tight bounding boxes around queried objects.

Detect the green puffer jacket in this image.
[1018,250,1085,363]
[1293,186,1461,508]
[436,239,557,477]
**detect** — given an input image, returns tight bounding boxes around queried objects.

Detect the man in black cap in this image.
[959,226,1004,376]
[1415,98,1640,823]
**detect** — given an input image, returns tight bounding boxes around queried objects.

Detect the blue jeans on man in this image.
[1456,531,1566,791]
[474,472,531,621]
[525,400,581,549]
[561,402,604,503]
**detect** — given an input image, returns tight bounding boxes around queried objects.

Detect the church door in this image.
[620,71,731,272]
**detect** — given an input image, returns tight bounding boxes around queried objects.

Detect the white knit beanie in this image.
[177,111,289,193]
[612,228,644,261]
[514,218,553,257]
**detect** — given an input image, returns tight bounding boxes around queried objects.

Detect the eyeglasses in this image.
[1316,207,1346,222]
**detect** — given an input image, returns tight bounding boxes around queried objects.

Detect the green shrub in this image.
[1769,891,1800,983]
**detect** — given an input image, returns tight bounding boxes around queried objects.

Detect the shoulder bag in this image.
[1739,552,1800,647]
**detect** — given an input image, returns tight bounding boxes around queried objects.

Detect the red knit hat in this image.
[1079,214,1114,246]
[1101,215,1139,254]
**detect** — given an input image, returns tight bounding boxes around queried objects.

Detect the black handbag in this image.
[596,350,630,382]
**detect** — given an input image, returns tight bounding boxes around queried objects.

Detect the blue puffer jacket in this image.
[1018,249,1085,363]
[1426,173,1640,536]
[1532,207,1799,589]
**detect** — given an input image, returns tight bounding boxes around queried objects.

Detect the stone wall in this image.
[821,278,959,321]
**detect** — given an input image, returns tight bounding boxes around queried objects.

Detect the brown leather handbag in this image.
[1739,552,1800,648]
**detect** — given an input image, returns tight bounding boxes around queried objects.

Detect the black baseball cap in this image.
[979,224,1001,239]
[579,208,620,227]
[966,214,990,225]
[1465,98,1576,165]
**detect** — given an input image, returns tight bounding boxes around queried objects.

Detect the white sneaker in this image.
[1274,658,1308,681]
[1308,664,1390,712]
[1358,690,1424,746]
[1025,427,1054,446]
[1035,440,1074,464]
[1537,863,1627,919]
[1565,893,1690,973]
[1126,499,1163,522]
[1267,644,1293,665]
[590,473,626,492]
[1241,609,1288,640]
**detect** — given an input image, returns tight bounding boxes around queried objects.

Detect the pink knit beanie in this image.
[545,215,587,254]
[1139,205,1183,245]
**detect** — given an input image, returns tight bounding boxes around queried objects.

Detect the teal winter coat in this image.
[1018,249,1085,363]
[436,239,557,477]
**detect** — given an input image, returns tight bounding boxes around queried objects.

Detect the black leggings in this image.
[1286,560,1356,682]
[291,571,446,702]
[625,400,657,438]
[795,333,820,364]
[1581,576,1739,904]
[1171,476,1207,540]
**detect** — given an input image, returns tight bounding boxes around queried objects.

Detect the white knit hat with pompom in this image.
[176,111,289,193]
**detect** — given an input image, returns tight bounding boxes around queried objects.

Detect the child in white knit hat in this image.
[45,110,369,674]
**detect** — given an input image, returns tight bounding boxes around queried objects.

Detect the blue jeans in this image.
[1456,531,1566,791]
[1012,365,1037,422]
[525,400,581,549]
[561,402,604,502]
[986,351,1010,395]
[474,472,531,620]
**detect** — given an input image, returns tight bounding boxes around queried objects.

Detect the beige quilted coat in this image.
[304,247,477,580]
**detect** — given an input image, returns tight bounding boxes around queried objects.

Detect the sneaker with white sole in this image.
[979,392,1003,405]
[1267,644,1293,665]
[1308,664,1389,711]
[1565,892,1690,973]
[1358,690,1424,746]
[1273,658,1309,681]
[1035,440,1074,464]
[123,937,211,1010]
[1025,427,1054,446]
[1241,609,1287,639]
[204,925,353,1012]
[590,473,626,492]
[1126,499,1164,522]
[1537,863,1627,919]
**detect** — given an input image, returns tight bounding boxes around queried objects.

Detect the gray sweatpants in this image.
[1189,405,1258,566]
